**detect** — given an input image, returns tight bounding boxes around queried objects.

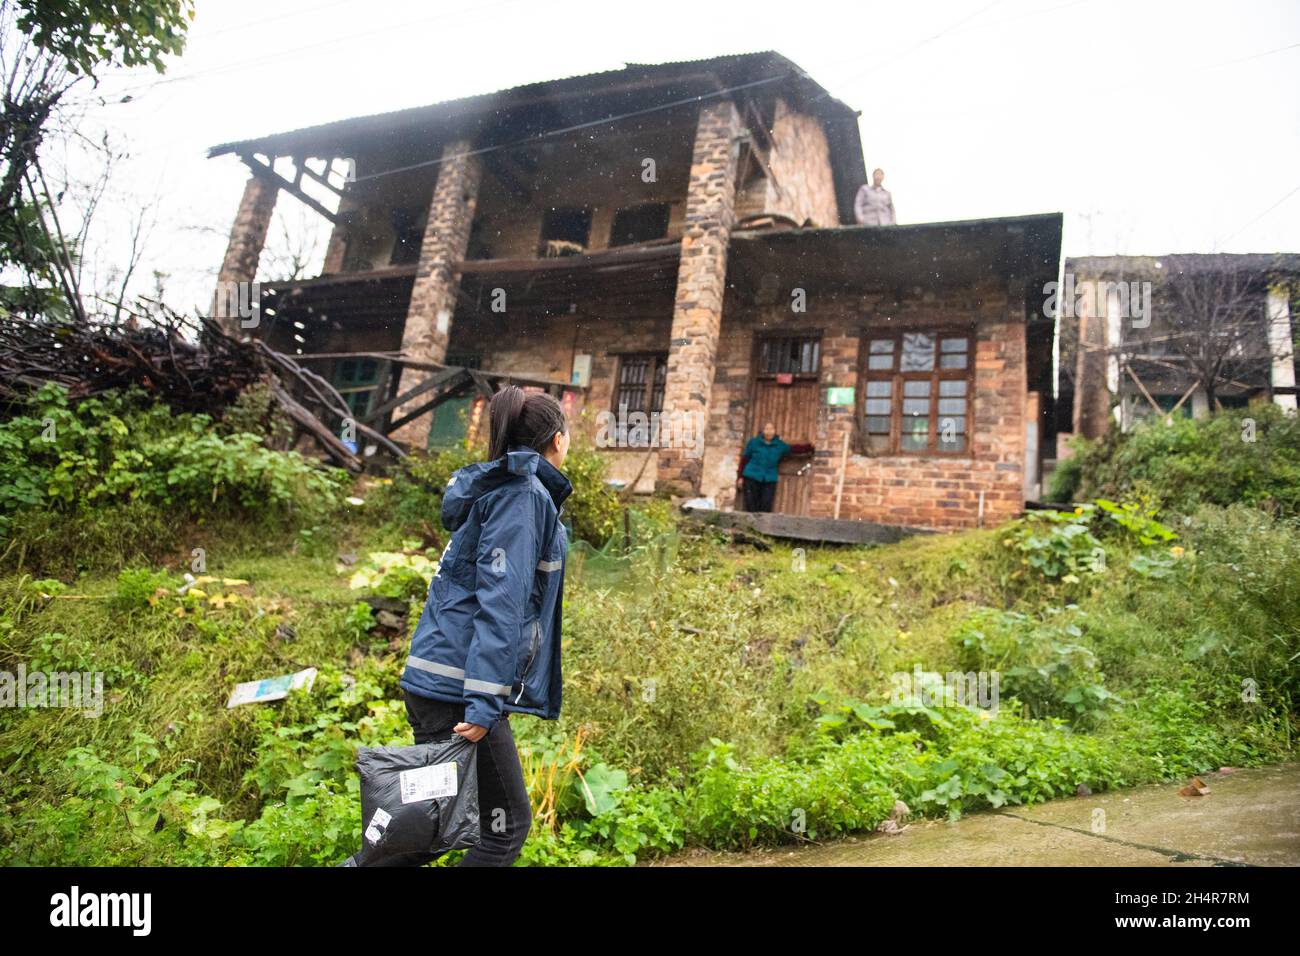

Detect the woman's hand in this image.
[453,721,488,742]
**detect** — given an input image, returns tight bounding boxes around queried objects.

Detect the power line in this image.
[813,0,1005,96]
[203,0,359,39]
[70,0,525,108]
[244,31,1300,189]
[1215,182,1300,249]
[352,72,793,184]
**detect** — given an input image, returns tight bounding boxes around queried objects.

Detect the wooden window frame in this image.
[611,352,668,415]
[609,352,668,449]
[333,357,382,420]
[859,326,974,457]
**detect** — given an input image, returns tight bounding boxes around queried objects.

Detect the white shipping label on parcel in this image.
[399,761,458,803]
[364,807,393,843]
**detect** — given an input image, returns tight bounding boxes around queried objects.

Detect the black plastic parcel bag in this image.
[341,734,481,866]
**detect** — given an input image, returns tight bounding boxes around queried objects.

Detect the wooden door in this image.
[748,335,822,515]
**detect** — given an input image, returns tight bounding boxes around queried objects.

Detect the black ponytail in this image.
[487,385,567,461]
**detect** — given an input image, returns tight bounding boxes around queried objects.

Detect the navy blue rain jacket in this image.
[400,445,572,729]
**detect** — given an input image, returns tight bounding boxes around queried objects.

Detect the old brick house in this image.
[209,52,1062,530]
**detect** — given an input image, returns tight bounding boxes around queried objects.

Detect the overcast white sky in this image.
[59,0,1300,313]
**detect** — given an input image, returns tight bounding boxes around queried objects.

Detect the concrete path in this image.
[659,764,1300,867]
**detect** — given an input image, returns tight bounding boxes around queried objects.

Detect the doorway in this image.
[748,334,821,515]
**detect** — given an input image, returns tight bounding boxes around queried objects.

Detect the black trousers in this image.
[403,690,532,867]
[742,477,778,513]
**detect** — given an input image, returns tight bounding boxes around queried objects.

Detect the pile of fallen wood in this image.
[0,308,402,472]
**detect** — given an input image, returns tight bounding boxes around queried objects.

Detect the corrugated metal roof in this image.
[207,51,851,158]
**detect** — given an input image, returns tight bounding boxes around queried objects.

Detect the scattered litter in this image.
[1178,775,1211,797]
[680,497,715,511]
[876,800,911,834]
[1076,783,1092,796]
[345,496,366,506]
[226,667,317,708]
[177,573,251,596]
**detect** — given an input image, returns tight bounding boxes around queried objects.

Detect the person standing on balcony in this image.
[854,168,896,226]
[736,422,814,513]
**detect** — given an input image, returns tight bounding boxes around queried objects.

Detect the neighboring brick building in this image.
[208,52,1062,530]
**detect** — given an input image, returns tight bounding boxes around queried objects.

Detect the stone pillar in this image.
[212,173,277,335]
[1072,297,1111,439]
[390,141,482,449]
[655,100,742,495]
[1267,285,1297,412]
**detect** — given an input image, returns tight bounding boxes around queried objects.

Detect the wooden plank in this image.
[689,509,931,545]
[364,367,467,425]
[243,156,339,225]
[269,381,361,472]
[833,430,849,520]
[456,240,679,275]
[294,156,346,202]
[261,265,417,292]
[466,367,497,399]
[384,378,476,436]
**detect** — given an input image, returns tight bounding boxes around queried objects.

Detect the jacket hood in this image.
[441,445,573,533]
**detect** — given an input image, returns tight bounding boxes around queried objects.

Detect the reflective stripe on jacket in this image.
[400,445,572,728]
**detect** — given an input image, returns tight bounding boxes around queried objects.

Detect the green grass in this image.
[0,500,1295,866]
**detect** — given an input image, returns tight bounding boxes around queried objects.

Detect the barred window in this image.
[613,353,667,414]
[862,330,971,454]
[757,335,821,377]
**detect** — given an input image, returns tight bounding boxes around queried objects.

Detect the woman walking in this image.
[399,385,572,866]
[736,421,814,513]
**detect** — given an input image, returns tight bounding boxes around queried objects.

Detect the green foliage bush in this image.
[1073,405,1300,517]
[0,384,347,529]
[953,607,1122,727]
[378,432,623,547]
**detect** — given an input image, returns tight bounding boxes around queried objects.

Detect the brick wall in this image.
[320,157,439,274]
[762,99,841,227]
[447,290,675,491]
[428,272,1029,528]
[734,99,841,228]
[700,280,1028,529]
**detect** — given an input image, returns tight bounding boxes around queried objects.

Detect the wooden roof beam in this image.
[241,153,339,225]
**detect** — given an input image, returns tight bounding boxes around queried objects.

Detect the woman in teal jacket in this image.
[736,421,814,513]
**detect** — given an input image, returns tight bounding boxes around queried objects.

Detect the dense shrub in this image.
[1072,405,1300,517]
[378,431,623,547]
[0,384,348,538]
